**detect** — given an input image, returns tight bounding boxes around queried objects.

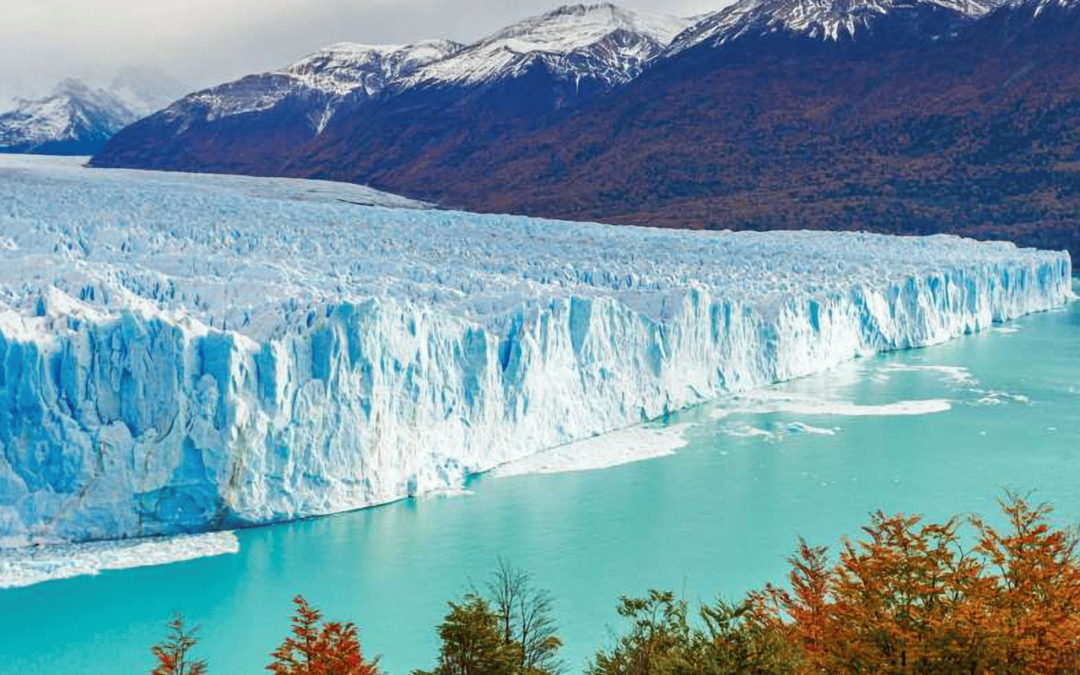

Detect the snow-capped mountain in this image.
[92,3,688,174]
[287,40,464,95]
[0,80,137,155]
[669,0,997,50]
[0,72,187,156]
[1012,0,1077,11]
[174,40,461,129]
[1002,0,1079,18]
[89,41,462,173]
[411,3,689,88]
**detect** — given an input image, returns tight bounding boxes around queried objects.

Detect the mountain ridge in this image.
[90,0,1080,260]
[0,80,136,155]
[0,72,186,156]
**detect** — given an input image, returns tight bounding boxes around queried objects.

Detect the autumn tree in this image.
[151,613,208,675]
[415,594,523,675]
[973,492,1080,674]
[269,595,380,675]
[751,538,833,671]
[753,493,1080,675]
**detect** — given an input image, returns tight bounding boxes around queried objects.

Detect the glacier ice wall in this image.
[0,155,1073,544]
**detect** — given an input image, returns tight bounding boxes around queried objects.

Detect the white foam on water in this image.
[493,424,691,477]
[418,487,476,500]
[878,364,977,386]
[711,390,952,419]
[971,389,1031,406]
[0,531,240,590]
[719,419,838,442]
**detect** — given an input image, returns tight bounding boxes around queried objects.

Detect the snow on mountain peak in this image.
[412,3,691,87]
[0,80,134,153]
[176,40,462,128]
[283,40,463,96]
[1006,0,1079,15]
[672,0,997,49]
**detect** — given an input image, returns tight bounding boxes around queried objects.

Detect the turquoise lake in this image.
[1,293,1078,674]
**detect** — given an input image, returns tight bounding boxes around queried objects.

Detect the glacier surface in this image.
[0,154,1072,545]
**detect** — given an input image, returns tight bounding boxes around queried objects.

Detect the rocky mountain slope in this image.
[92,4,687,175]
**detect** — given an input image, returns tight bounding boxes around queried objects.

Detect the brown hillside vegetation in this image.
[294,2,1080,260]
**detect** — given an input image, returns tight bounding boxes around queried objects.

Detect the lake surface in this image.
[2,294,1078,675]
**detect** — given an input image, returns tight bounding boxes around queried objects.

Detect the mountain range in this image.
[0,69,185,155]
[91,0,1080,260]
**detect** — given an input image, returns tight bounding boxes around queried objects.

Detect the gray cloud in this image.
[0,0,727,106]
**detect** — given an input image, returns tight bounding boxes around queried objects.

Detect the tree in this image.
[415,594,522,675]
[588,590,694,675]
[698,598,801,675]
[973,492,1080,674]
[268,595,380,675]
[151,613,208,675]
[589,590,799,675]
[751,493,1080,675]
[487,557,563,675]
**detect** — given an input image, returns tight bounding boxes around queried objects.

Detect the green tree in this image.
[415,594,523,675]
[589,591,800,675]
[588,590,694,675]
[696,599,800,675]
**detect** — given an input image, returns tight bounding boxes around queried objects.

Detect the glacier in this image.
[0,154,1072,546]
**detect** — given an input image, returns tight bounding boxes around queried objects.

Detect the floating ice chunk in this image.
[493,424,691,477]
[719,420,837,442]
[721,424,779,440]
[782,421,838,435]
[0,531,239,589]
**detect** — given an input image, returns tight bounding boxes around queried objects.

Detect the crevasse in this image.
[0,156,1072,545]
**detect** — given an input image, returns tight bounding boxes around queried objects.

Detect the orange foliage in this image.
[268,595,380,675]
[755,493,1080,675]
[152,613,208,675]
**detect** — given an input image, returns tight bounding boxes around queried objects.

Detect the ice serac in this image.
[0,155,1073,545]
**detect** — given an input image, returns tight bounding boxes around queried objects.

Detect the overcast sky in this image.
[0,0,725,106]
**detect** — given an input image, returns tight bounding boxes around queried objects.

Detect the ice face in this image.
[0,155,1072,545]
